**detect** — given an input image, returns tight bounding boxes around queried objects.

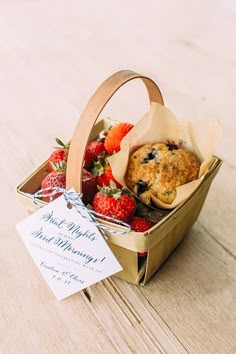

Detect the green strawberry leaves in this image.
[98,180,132,200]
[54,137,70,150]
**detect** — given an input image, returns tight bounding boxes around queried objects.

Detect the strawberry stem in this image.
[90,152,107,177]
[51,160,67,172]
[54,137,70,150]
[99,181,132,200]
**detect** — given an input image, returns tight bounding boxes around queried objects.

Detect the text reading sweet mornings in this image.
[30,227,106,265]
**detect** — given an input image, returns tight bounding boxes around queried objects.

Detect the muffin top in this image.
[125,142,200,205]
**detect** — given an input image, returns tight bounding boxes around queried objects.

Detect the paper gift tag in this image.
[16,190,122,300]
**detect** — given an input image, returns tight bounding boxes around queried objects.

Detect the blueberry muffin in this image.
[125,142,200,205]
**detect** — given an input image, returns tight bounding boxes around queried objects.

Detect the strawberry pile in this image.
[40,122,155,247]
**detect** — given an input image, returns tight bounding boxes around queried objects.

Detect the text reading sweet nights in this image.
[40,210,98,241]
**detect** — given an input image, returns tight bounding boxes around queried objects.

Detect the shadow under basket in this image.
[16,70,223,285]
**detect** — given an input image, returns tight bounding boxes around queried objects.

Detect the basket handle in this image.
[66,70,164,191]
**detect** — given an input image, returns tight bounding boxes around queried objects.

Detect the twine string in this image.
[30,187,131,235]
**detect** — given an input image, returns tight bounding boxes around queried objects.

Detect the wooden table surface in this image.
[1,1,235,353]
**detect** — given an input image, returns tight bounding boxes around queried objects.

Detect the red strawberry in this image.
[86,141,105,161]
[104,122,133,154]
[129,216,154,232]
[84,141,105,170]
[49,150,67,171]
[91,154,122,188]
[81,169,97,205]
[41,171,66,202]
[129,216,155,257]
[92,182,136,222]
[41,169,96,205]
[97,165,122,188]
[48,138,70,172]
[84,149,94,170]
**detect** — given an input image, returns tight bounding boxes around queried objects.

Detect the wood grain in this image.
[114,222,236,353]
[0,0,235,353]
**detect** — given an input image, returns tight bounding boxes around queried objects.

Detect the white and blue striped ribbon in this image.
[27,187,131,235]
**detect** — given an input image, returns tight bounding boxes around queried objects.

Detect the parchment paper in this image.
[108,102,221,209]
